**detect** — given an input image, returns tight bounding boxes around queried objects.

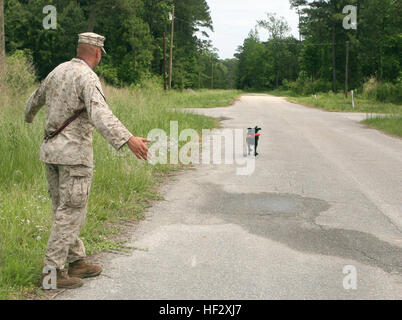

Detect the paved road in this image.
[59,94,402,300]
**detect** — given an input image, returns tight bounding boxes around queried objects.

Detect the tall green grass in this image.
[162,89,241,108]
[363,115,402,138]
[0,85,240,299]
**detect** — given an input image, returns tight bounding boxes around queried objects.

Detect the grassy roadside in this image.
[0,86,241,299]
[268,90,402,138]
[362,116,402,138]
[163,89,242,109]
[268,89,402,113]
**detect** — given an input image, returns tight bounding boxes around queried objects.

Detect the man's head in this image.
[76,32,106,69]
[77,43,102,69]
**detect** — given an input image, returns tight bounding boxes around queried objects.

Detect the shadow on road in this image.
[200,183,402,275]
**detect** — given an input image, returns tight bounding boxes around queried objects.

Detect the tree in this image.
[257,13,292,88]
[235,29,268,89]
[294,0,401,89]
[0,0,5,80]
[235,0,402,93]
[257,13,290,40]
[2,0,215,88]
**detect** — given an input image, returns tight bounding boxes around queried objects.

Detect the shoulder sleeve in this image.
[81,77,133,151]
[25,82,46,123]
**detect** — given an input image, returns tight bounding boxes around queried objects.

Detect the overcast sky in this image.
[203,0,300,59]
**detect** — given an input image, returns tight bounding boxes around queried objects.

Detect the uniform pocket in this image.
[67,167,92,208]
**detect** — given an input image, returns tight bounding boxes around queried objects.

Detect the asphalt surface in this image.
[59,94,402,300]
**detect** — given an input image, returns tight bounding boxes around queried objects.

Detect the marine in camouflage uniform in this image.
[25,33,149,288]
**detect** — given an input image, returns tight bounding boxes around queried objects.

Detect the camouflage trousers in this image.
[44,163,93,270]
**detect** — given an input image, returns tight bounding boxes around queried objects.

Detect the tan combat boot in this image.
[41,269,83,289]
[68,259,103,279]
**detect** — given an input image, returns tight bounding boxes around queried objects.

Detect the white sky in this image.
[202,0,300,59]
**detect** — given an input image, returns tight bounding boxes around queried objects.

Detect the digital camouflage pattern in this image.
[25,58,132,167]
[78,32,107,54]
[44,164,92,269]
[25,55,133,273]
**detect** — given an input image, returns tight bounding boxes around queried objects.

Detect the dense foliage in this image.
[3,0,401,95]
[235,0,402,101]
[3,0,233,89]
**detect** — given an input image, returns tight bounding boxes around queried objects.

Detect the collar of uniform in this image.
[72,58,93,70]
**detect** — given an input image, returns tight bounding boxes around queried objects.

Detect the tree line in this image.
[235,0,402,99]
[1,0,401,95]
[1,0,234,89]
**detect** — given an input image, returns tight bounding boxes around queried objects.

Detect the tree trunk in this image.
[332,22,337,93]
[379,13,385,81]
[132,34,136,79]
[0,0,5,81]
[211,58,214,89]
[163,32,167,91]
[356,0,361,87]
[148,0,156,74]
[169,6,174,90]
[198,66,201,90]
[87,1,96,32]
[345,41,349,97]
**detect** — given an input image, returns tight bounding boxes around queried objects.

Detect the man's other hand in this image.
[127,136,152,161]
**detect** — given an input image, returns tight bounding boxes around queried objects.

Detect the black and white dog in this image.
[246,126,262,156]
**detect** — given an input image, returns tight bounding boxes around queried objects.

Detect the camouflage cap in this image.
[78,32,107,54]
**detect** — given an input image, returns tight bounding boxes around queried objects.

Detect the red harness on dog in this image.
[247,133,261,138]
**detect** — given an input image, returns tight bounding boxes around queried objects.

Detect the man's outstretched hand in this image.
[127,136,152,161]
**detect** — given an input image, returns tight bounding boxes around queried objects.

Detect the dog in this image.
[246,126,262,156]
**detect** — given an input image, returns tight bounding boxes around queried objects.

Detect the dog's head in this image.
[247,126,262,134]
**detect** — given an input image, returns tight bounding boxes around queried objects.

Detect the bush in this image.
[130,75,164,91]
[363,77,402,104]
[4,50,36,91]
[283,73,332,96]
[362,77,378,100]
[96,63,120,86]
[282,79,290,90]
[309,79,332,94]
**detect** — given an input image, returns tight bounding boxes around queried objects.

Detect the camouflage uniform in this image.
[44,164,93,267]
[25,39,132,269]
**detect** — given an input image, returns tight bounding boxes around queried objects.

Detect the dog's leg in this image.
[254,139,259,156]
